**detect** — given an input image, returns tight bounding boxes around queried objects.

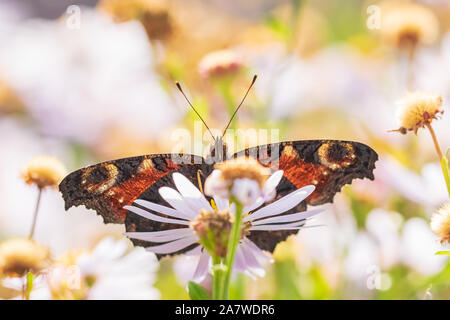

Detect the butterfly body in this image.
[59,139,378,255]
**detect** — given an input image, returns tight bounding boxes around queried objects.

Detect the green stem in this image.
[212,256,222,300]
[425,123,450,199]
[440,156,450,200]
[222,197,244,299]
[25,272,33,300]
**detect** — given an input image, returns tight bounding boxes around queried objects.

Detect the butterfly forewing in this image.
[59,154,206,224]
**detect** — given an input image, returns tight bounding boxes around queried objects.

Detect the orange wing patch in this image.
[276,147,329,204]
[106,159,179,221]
[276,141,358,205]
[59,155,186,224]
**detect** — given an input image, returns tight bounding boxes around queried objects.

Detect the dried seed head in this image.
[0,238,51,277]
[99,0,174,41]
[379,1,439,50]
[198,49,243,78]
[21,155,67,189]
[190,209,233,258]
[214,157,270,188]
[431,203,450,244]
[393,91,443,134]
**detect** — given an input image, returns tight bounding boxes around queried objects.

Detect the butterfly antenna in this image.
[222,74,257,137]
[176,81,215,140]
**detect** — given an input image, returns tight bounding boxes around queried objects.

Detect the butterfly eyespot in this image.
[318,142,356,170]
[81,163,119,194]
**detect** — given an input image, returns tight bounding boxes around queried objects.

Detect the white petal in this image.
[91,236,127,260]
[173,173,213,212]
[250,221,306,231]
[185,245,203,256]
[242,238,273,263]
[230,202,236,215]
[244,185,315,222]
[234,246,247,272]
[192,250,211,282]
[262,170,283,201]
[243,196,264,213]
[214,196,229,211]
[251,208,323,226]
[134,199,191,220]
[158,187,198,218]
[124,205,190,225]
[204,170,229,198]
[124,228,194,242]
[240,244,265,277]
[232,178,260,206]
[145,235,199,254]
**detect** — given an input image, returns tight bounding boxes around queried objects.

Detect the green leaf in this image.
[188,281,211,300]
[435,251,450,256]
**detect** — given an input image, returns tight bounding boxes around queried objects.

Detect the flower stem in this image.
[222,197,244,299]
[440,156,450,199]
[426,123,443,159]
[28,188,42,239]
[426,123,450,199]
[25,272,34,300]
[212,256,223,300]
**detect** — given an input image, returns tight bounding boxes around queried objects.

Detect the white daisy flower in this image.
[75,237,160,300]
[24,237,161,300]
[124,171,322,281]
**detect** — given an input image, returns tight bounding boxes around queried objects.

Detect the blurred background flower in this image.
[0,0,450,300]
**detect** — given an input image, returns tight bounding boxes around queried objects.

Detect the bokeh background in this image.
[0,0,450,299]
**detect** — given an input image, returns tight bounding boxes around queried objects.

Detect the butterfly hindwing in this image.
[59,154,205,224]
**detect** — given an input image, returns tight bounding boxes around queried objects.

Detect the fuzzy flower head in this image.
[0,238,51,277]
[21,155,67,189]
[394,91,443,134]
[198,49,243,79]
[191,209,233,258]
[431,203,450,244]
[379,1,439,50]
[204,157,273,206]
[98,0,174,41]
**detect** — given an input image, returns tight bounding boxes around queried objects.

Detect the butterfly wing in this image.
[234,140,378,205]
[59,154,206,224]
[233,140,378,252]
[124,163,214,257]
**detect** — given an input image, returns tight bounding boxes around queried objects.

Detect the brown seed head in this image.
[431,203,450,244]
[0,238,51,277]
[214,157,270,188]
[393,91,443,134]
[21,155,67,189]
[190,209,233,258]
